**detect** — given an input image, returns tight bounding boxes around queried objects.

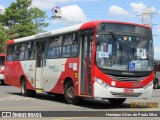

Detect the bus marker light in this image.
[74,73,78,79]
[111,81,116,86]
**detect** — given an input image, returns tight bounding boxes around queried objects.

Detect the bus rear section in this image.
[0,54,5,85]
[4,20,154,105]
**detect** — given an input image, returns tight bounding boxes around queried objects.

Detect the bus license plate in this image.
[124,89,134,94]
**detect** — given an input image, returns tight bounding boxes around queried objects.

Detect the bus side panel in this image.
[42,58,67,92]
[5,61,22,87]
[47,58,79,95]
[20,60,36,90]
[5,61,35,90]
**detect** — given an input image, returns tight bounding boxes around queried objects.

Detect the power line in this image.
[137,7,158,27]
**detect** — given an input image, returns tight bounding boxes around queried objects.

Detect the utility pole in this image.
[137,7,158,27]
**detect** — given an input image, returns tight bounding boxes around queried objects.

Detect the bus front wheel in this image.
[64,81,80,104]
[153,79,158,89]
[21,79,36,97]
[108,98,126,105]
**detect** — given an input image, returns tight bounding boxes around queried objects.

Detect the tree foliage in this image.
[0,23,7,53]
[0,0,48,39]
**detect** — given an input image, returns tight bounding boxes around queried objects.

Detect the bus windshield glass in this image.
[96,24,153,71]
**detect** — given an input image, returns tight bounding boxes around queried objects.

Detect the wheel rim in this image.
[68,86,74,99]
[21,82,26,94]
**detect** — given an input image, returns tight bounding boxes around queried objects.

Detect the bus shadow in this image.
[8,92,66,104]
[75,99,135,109]
[7,92,142,109]
[0,84,9,86]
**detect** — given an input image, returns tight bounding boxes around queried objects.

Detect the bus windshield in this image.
[0,56,5,66]
[96,34,153,71]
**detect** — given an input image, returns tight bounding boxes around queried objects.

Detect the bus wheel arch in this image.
[20,76,36,96]
[63,78,80,104]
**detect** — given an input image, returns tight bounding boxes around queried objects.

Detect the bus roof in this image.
[6,20,151,45]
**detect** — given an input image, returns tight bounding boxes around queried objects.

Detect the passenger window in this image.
[47,36,62,58]
[7,45,16,61]
[62,33,79,57]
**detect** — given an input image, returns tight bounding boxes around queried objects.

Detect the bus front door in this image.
[80,32,92,96]
[35,41,45,89]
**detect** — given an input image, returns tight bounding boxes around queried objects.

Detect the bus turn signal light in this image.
[74,73,78,79]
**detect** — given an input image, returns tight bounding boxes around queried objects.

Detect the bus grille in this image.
[111,92,142,97]
[108,75,147,82]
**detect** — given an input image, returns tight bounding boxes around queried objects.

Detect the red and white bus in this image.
[0,54,5,85]
[4,20,154,105]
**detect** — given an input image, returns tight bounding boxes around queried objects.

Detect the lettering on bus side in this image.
[28,65,33,71]
[48,65,59,72]
[35,32,52,38]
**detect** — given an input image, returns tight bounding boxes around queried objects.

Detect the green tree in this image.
[0,23,7,53]
[0,0,48,39]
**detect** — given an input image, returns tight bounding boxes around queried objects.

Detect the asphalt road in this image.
[0,84,160,120]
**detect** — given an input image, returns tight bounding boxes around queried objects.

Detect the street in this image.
[0,84,160,120]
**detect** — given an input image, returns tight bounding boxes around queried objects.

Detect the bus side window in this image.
[62,33,78,57]
[29,42,36,60]
[18,43,26,60]
[7,45,15,61]
[47,36,62,58]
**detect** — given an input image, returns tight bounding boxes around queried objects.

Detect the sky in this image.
[0,0,160,59]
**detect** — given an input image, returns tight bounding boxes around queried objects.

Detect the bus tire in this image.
[153,79,158,89]
[64,81,80,104]
[1,81,4,85]
[108,98,126,105]
[21,79,36,97]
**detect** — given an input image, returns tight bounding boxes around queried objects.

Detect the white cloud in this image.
[61,5,87,23]
[130,2,156,14]
[51,5,87,25]
[109,5,133,17]
[32,0,56,10]
[0,5,5,14]
[32,0,100,10]
[31,0,88,25]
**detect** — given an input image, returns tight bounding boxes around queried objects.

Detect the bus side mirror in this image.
[95,35,99,45]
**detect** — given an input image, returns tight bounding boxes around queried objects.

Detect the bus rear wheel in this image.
[64,81,80,104]
[108,98,126,105]
[21,79,36,97]
[1,81,4,85]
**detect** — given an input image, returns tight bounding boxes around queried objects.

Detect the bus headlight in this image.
[143,81,153,90]
[94,77,110,88]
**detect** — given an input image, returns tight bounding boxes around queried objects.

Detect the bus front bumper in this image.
[93,82,153,99]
